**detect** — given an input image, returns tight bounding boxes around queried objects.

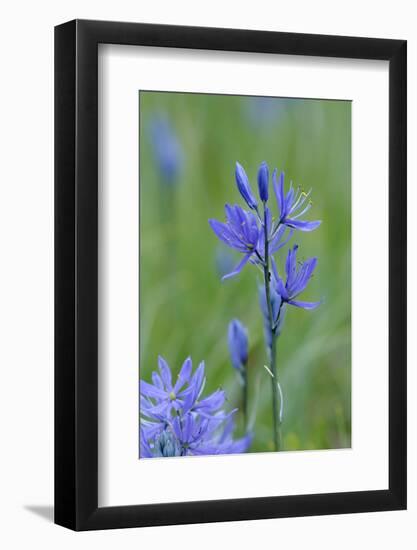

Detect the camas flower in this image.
[272,245,321,310]
[140,357,251,457]
[209,161,319,281]
[228,319,249,373]
[209,204,260,280]
[140,356,193,418]
[273,170,321,231]
[209,203,292,280]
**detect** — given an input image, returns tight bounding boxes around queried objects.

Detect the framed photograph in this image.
[55,19,406,530]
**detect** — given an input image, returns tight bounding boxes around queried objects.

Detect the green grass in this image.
[139,92,351,452]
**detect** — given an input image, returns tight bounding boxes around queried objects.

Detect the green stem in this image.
[263,205,280,451]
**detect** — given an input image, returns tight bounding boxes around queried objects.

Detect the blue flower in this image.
[140,357,225,421]
[235,162,258,210]
[244,97,290,129]
[257,161,269,202]
[228,319,249,373]
[273,170,321,231]
[140,357,251,457]
[209,203,292,281]
[140,356,193,418]
[273,245,321,310]
[149,115,183,183]
[210,161,319,282]
[209,204,260,280]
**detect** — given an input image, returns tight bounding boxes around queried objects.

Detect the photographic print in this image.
[139,91,351,458]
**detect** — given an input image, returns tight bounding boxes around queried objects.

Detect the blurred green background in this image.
[139,92,351,453]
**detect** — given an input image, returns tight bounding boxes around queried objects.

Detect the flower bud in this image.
[257,161,269,202]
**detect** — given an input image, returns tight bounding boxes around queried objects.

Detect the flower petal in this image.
[285,245,298,288]
[270,256,280,284]
[158,356,172,389]
[173,356,192,393]
[221,252,253,281]
[209,218,242,249]
[285,218,321,232]
[171,416,182,441]
[273,169,284,218]
[276,275,289,301]
[182,413,194,443]
[194,389,225,412]
[235,161,258,210]
[290,257,317,297]
[151,372,164,389]
[140,380,167,400]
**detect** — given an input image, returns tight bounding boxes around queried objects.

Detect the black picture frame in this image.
[55,19,407,531]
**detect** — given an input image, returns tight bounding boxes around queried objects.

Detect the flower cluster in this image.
[140,356,251,457]
[209,161,321,311]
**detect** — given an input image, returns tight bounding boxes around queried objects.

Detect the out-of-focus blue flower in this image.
[140,357,251,457]
[228,319,248,373]
[257,161,269,202]
[273,245,321,310]
[209,204,260,280]
[149,115,183,183]
[245,97,289,129]
[273,170,321,232]
[235,162,258,210]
